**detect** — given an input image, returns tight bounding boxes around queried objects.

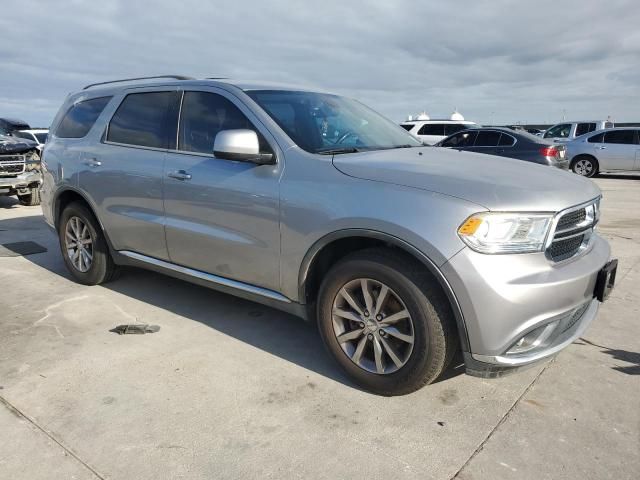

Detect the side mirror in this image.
[213,129,275,165]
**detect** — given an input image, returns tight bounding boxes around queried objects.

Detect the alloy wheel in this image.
[331,278,415,374]
[574,159,594,176]
[65,216,94,273]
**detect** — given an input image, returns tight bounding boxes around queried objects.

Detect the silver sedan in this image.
[566,127,640,177]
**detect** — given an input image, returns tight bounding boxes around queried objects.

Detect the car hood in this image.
[332,147,600,212]
[0,135,38,154]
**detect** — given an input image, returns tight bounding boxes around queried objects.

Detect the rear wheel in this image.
[317,249,457,396]
[571,156,598,177]
[58,202,120,285]
[17,187,41,206]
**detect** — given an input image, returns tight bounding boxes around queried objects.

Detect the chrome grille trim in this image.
[0,154,26,176]
[545,197,600,263]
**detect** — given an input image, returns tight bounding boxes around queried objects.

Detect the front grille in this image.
[546,200,598,262]
[556,209,586,231]
[558,302,590,334]
[0,155,26,176]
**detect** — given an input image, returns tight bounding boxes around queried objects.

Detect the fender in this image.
[298,228,470,352]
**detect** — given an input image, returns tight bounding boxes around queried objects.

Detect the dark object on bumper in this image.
[595,259,618,302]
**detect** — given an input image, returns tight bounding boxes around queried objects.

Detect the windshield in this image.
[35,133,48,143]
[247,90,422,153]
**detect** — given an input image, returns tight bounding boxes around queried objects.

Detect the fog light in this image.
[506,321,559,355]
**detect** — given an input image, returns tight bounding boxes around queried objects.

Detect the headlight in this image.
[458,212,553,254]
[25,151,41,171]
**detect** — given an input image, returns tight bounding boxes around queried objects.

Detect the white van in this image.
[400,119,477,145]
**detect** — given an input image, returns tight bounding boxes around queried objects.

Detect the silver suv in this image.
[40,76,617,395]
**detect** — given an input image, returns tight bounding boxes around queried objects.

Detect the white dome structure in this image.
[415,111,430,121]
[450,110,465,121]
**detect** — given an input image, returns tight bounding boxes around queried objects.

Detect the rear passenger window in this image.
[55,96,112,138]
[107,92,175,149]
[498,133,516,146]
[603,130,635,145]
[417,124,445,136]
[474,131,501,147]
[575,123,596,136]
[178,91,267,155]
[588,133,604,143]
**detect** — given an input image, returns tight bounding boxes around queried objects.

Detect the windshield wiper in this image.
[316,147,359,155]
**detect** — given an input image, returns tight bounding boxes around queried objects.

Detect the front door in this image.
[600,130,637,170]
[162,89,282,291]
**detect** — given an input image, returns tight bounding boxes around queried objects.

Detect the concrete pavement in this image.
[1,175,638,480]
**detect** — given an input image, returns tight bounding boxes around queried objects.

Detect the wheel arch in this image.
[298,229,470,352]
[570,154,599,175]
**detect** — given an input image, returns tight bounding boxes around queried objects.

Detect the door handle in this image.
[84,158,101,167]
[167,170,192,181]
[598,146,607,150]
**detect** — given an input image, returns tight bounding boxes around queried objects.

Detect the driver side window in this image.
[545,124,571,138]
[178,91,269,155]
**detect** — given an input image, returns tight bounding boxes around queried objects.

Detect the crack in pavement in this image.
[0,395,106,480]
[450,359,554,479]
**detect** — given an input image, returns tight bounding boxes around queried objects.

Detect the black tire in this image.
[58,202,120,285]
[570,156,598,178]
[317,248,458,396]
[18,187,41,206]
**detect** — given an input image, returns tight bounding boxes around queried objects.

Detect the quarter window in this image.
[107,92,176,149]
[178,91,266,155]
[474,130,502,147]
[575,123,597,136]
[417,124,445,136]
[55,96,112,138]
[603,130,635,145]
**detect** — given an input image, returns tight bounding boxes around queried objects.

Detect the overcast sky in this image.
[1,0,639,127]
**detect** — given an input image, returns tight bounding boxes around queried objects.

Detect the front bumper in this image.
[442,233,611,373]
[0,170,42,191]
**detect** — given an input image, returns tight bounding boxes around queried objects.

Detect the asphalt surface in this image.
[1,175,638,480]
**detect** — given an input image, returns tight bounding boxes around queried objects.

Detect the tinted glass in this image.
[441,130,477,148]
[247,90,421,153]
[417,124,445,136]
[444,124,469,135]
[544,124,571,138]
[179,91,260,154]
[399,124,413,131]
[56,96,111,138]
[575,123,596,136]
[35,133,48,143]
[588,133,604,143]
[107,92,173,148]
[474,130,502,147]
[603,130,635,145]
[498,133,516,146]
[14,132,34,141]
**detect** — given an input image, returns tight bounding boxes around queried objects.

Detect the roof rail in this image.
[83,75,195,90]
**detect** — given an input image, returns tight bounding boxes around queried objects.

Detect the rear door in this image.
[80,88,179,260]
[162,88,282,291]
[467,130,501,155]
[599,130,637,170]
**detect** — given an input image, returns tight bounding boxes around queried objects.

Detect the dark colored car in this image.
[0,118,31,136]
[0,134,42,205]
[436,127,569,169]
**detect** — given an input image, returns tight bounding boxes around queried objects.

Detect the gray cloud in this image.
[1,0,638,126]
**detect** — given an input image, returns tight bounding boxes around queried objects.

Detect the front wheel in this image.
[17,187,41,206]
[317,249,457,396]
[571,156,598,177]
